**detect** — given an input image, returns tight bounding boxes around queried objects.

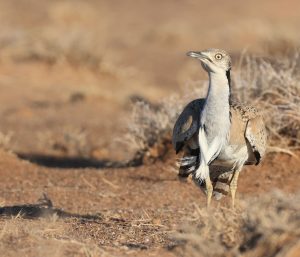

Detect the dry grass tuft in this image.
[239,191,300,257]
[126,53,300,161]
[173,191,300,257]
[0,131,13,152]
[0,216,107,257]
[173,205,242,257]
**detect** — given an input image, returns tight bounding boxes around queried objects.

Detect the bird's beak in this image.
[186,51,210,61]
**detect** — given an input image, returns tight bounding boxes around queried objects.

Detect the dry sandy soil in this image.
[0,1,300,256]
[0,149,299,257]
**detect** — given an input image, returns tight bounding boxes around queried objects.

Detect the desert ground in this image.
[0,1,299,256]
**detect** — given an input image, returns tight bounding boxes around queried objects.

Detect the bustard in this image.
[172,49,267,207]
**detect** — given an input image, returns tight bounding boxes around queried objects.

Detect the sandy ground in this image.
[0,149,299,256]
[0,0,300,256]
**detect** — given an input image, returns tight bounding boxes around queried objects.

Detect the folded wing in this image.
[172,99,205,153]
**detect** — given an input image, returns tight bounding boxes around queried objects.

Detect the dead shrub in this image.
[0,216,106,257]
[173,191,300,257]
[239,191,300,257]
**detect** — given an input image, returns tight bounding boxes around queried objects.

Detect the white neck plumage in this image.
[208,70,231,104]
[201,70,231,142]
[195,69,232,180]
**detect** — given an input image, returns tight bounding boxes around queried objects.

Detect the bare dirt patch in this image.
[0,148,299,256]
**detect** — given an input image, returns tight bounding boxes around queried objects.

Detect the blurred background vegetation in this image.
[0,0,299,161]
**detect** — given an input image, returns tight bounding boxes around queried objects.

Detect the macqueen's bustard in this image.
[172,49,267,207]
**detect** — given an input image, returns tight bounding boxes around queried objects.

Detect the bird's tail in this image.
[177,148,199,178]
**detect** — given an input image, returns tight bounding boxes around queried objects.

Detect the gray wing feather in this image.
[172,99,205,153]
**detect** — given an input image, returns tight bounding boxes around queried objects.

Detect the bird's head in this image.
[187,49,231,74]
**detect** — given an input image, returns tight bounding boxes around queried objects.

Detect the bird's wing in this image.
[245,115,267,165]
[172,99,205,154]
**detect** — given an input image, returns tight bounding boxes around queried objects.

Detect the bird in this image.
[172,48,267,207]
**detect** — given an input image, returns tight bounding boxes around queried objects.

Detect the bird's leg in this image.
[205,176,213,208]
[229,170,240,208]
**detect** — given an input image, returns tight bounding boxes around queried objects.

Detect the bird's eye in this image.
[215,54,222,60]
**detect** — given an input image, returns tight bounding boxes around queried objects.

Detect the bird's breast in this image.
[213,144,249,167]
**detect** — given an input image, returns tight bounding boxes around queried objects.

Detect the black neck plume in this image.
[226,69,232,104]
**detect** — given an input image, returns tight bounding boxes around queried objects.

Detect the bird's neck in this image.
[207,70,231,104]
[201,70,231,140]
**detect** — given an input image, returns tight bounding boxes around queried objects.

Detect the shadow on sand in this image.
[0,194,101,220]
[17,151,145,169]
